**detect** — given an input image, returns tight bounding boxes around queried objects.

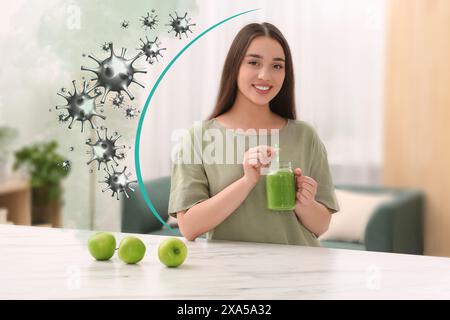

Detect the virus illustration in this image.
[111,93,125,108]
[101,165,137,200]
[57,113,69,123]
[125,106,140,119]
[116,151,125,160]
[121,20,129,29]
[138,36,166,64]
[56,80,106,132]
[100,42,111,52]
[81,42,147,103]
[59,160,71,171]
[140,10,158,30]
[86,128,126,170]
[166,12,196,39]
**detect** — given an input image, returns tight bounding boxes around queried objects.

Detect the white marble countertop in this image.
[1,225,450,300]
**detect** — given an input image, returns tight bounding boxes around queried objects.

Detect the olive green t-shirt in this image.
[168,118,340,246]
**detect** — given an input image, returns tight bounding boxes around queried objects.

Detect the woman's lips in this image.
[252,84,272,95]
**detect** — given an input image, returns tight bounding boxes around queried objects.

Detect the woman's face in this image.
[236,36,286,106]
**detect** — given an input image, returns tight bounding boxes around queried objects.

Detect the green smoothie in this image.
[265,167,296,211]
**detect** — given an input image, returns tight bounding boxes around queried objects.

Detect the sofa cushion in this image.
[318,189,393,243]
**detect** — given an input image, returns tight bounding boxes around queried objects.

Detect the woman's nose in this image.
[258,67,271,81]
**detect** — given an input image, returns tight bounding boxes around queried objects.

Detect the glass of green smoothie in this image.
[265,161,296,211]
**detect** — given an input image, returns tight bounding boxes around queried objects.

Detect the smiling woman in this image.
[168,23,339,245]
[209,23,296,122]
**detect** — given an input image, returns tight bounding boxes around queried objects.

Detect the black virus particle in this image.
[81,42,147,103]
[116,151,125,160]
[57,113,69,123]
[111,93,125,108]
[100,42,111,52]
[166,12,196,39]
[138,36,166,64]
[86,128,125,170]
[125,106,140,119]
[141,10,158,30]
[59,160,71,171]
[56,80,106,132]
[121,20,129,29]
[101,165,137,200]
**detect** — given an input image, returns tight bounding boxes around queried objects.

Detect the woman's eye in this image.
[248,61,259,66]
[273,64,284,70]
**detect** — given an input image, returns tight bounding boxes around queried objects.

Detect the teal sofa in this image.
[122,177,424,255]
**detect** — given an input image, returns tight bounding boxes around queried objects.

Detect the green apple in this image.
[88,232,116,261]
[158,237,188,268]
[118,236,146,264]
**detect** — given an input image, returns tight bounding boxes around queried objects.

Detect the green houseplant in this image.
[13,141,70,226]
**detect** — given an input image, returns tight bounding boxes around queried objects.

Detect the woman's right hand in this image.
[242,145,277,185]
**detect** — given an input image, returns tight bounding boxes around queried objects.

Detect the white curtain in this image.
[140,0,386,186]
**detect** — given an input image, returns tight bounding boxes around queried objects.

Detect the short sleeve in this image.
[168,128,210,218]
[309,131,340,214]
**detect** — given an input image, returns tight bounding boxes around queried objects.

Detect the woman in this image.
[168,22,339,245]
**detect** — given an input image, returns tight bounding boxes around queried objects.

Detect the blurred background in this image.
[0,0,449,257]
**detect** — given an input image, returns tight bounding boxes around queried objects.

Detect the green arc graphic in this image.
[134,9,260,233]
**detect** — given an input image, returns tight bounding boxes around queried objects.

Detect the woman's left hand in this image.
[294,168,317,206]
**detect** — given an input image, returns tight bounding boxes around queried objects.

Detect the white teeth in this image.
[254,85,270,91]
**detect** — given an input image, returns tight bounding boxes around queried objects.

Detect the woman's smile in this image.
[252,84,273,95]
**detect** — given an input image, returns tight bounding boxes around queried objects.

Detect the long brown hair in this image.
[208,22,296,120]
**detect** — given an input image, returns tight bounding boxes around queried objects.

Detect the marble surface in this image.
[1,225,450,300]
